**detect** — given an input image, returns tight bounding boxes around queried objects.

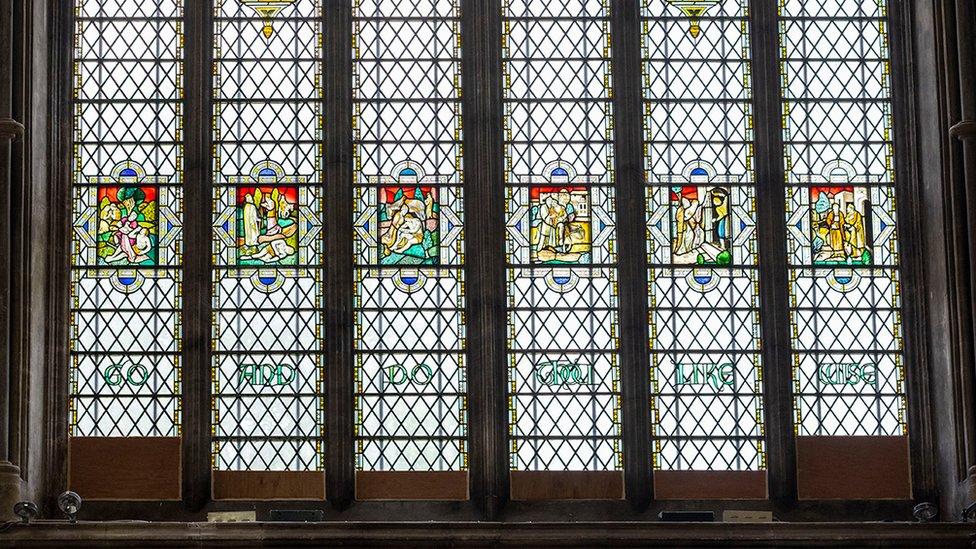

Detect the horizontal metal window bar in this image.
[507,349,619,354]
[352,16,459,22]
[69,348,181,354]
[354,57,461,63]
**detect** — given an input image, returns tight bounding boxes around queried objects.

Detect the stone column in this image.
[951,0,976,518]
[0,0,24,522]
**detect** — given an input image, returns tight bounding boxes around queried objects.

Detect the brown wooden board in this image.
[211,471,325,500]
[510,471,625,501]
[796,436,912,500]
[355,471,469,501]
[654,470,767,500]
[68,437,181,500]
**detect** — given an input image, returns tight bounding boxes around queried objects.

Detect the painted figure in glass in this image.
[97,185,157,266]
[530,186,591,264]
[810,186,870,265]
[237,186,299,265]
[672,185,731,265]
[379,185,439,265]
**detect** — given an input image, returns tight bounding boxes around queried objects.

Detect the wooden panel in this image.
[69,437,181,500]
[212,471,325,500]
[796,436,911,499]
[510,471,624,501]
[654,470,767,500]
[356,471,468,501]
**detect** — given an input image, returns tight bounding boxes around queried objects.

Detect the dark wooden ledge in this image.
[3,521,975,547]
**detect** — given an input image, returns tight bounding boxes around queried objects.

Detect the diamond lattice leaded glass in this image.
[780,0,906,436]
[211,0,325,471]
[503,0,622,471]
[70,0,184,438]
[642,0,766,472]
[352,0,467,472]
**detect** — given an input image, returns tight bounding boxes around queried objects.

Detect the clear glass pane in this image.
[70,0,184,438]
[352,0,467,472]
[641,0,766,472]
[780,0,906,436]
[211,0,325,471]
[503,0,622,471]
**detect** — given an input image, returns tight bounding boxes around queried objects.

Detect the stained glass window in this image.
[503,0,622,472]
[62,0,921,505]
[642,0,765,473]
[211,0,325,472]
[780,0,906,437]
[70,0,184,438]
[352,0,467,472]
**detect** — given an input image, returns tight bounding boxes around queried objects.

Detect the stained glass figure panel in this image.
[503,0,622,472]
[70,0,184,437]
[352,0,467,472]
[780,0,906,436]
[641,0,766,472]
[211,0,325,471]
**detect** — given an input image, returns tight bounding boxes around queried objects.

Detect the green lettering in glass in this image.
[386,364,434,386]
[411,364,433,385]
[817,363,878,387]
[534,361,594,387]
[238,363,257,385]
[862,363,878,385]
[126,363,149,385]
[103,365,124,387]
[387,365,409,385]
[237,363,295,387]
[102,363,149,387]
[675,363,735,391]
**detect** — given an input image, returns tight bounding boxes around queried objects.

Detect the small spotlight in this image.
[57,491,82,523]
[13,501,38,524]
[913,502,938,523]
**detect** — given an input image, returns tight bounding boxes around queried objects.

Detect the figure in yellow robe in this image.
[825,203,846,260]
[844,203,866,259]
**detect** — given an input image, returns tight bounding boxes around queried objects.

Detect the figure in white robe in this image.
[537,195,567,254]
[675,197,704,256]
[242,193,260,246]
